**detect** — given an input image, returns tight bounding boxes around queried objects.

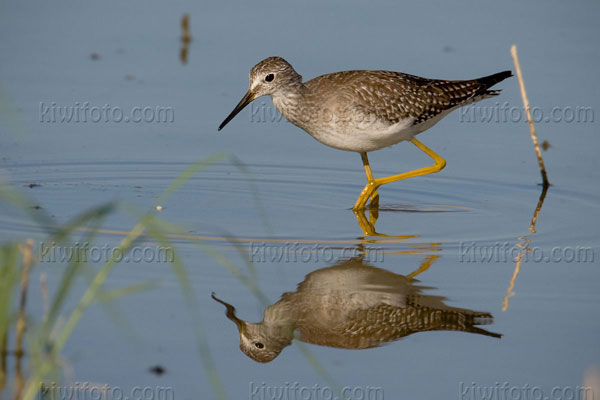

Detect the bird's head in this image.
[211,293,293,363]
[218,57,302,131]
[237,321,293,363]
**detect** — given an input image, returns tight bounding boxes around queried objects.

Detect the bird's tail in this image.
[477,70,513,97]
[435,70,513,106]
[478,70,513,89]
[440,310,503,339]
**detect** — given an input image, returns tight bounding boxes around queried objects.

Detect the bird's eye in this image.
[255,342,264,349]
[265,74,274,82]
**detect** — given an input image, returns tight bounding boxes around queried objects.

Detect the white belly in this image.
[272,94,451,153]
[301,111,451,152]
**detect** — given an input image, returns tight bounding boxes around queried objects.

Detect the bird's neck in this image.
[263,296,299,324]
[271,83,307,127]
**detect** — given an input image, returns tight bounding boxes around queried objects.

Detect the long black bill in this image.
[218,90,255,131]
[211,292,244,333]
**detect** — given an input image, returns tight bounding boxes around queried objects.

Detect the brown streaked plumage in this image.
[212,257,501,363]
[218,57,512,209]
[304,69,508,127]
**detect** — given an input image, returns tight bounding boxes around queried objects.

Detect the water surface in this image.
[0,0,599,399]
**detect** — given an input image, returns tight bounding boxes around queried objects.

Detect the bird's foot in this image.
[353,182,379,210]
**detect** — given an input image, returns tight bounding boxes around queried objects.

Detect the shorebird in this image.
[212,255,501,363]
[218,57,511,209]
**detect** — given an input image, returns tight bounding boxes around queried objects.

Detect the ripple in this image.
[1,160,598,249]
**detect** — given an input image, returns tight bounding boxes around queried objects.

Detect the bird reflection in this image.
[213,254,501,363]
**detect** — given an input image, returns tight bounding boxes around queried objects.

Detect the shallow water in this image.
[1,0,599,399]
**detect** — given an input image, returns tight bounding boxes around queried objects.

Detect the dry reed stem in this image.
[510,45,549,187]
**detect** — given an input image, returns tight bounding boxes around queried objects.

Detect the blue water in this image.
[1,0,599,399]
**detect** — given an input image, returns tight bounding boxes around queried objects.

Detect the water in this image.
[1,0,599,399]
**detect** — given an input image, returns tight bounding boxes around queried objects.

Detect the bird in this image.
[212,256,501,363]
[218,57,512,209]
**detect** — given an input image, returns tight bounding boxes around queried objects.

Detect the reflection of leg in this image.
[368,203,379,227]
[353,208,382,237]
[354,139,447,210]
[407,254,439,279]
[353,209,423,240]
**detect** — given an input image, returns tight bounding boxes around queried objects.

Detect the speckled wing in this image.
[344,71,451,125]
[295,303,501,350]
[339,304,502,347]
[313,70,512,126]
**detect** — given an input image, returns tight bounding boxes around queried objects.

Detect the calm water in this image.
[1,0,599,399]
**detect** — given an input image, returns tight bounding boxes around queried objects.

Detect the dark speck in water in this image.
[149,365,166,376]
[542,140,551,151]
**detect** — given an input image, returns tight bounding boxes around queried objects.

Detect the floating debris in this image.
[180,14,192,64]
[149,365,166,376]
[25,183,40,188]
[90,53,100,60]
[541,140,551,151]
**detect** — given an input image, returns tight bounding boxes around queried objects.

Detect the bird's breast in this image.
[272,95,419,152]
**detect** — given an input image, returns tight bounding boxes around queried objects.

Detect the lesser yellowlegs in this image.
[212,255,500,363]
[218,57,511,209]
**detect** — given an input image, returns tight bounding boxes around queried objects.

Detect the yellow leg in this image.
[360,152,380,206]
[406,254,439,279]
[353,139,446,210]
[359,152,381,226]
